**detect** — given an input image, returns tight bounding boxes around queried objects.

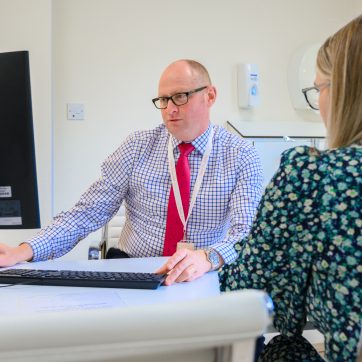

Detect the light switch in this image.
[67,103,85,120]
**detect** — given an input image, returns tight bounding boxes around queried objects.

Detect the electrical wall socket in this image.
[67,103,85,120]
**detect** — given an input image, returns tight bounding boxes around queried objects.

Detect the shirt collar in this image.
[169,124,212,155]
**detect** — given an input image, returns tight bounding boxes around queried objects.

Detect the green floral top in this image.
[219,145,362,362]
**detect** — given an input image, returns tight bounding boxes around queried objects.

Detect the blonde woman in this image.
[220,15,362,362]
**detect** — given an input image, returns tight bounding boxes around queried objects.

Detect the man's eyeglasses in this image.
[301,82,330,110]
[152,86,208,109]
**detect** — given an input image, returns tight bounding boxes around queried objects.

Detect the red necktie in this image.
[163,143,195,256]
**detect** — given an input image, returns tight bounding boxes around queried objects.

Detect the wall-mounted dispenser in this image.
[287,43,321,110]
[237,63,260,109]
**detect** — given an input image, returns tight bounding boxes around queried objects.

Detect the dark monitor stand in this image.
[0,50,40,229]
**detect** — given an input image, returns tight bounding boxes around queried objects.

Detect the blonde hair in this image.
[317,15,362,148]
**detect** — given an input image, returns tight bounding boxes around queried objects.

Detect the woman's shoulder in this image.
[280,144,361,174]
[278,146,319,173]
[272,146,322,189]
[268,145,361,195]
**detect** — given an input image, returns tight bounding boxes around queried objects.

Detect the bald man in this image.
[0,60,263,285]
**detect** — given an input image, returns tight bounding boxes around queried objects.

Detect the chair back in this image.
[88,205,126,259]
[102,205,126,250]
[0,289,273,362]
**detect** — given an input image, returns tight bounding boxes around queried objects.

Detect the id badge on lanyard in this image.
[167,127,214,248]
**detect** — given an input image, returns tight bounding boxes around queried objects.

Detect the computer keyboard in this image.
[0,268,166,290]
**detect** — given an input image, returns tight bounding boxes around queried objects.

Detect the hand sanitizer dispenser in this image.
[237,63,260,109]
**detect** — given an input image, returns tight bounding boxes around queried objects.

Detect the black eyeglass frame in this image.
[152,86,208,109]
[302,82,330,111]
[301,86,320,111]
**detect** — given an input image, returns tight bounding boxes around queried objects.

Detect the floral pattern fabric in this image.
[219,145,362,362]
[258,335,324,362]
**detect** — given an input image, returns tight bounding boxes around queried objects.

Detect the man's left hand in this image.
[155,249,212,286]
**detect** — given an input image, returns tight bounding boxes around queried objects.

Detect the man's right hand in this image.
[0,243,33,267]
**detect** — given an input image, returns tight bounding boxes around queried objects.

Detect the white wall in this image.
[1,1,360,252]
[354,0,362,12]
[52,0,361,215]
[0,0,52,243]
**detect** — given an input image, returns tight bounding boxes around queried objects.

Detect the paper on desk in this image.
[0,290,127,315]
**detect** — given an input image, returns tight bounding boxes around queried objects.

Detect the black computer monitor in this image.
[0,50,40,229]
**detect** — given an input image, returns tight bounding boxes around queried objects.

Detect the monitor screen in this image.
[0,50,40,229]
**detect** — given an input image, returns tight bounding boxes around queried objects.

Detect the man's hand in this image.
[155,249,212,286]
[0,243,33,267]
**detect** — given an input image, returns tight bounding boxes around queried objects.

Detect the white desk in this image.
[0,257,219,315]
[0,258,271,362]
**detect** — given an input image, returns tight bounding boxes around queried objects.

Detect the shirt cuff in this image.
[25,234,53,261]
[209,241,239,265]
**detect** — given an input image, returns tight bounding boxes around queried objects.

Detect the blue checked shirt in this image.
[28,124,263,264]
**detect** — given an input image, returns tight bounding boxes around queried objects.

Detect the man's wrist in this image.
[204,248,222,271]
[18,243,34,262]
